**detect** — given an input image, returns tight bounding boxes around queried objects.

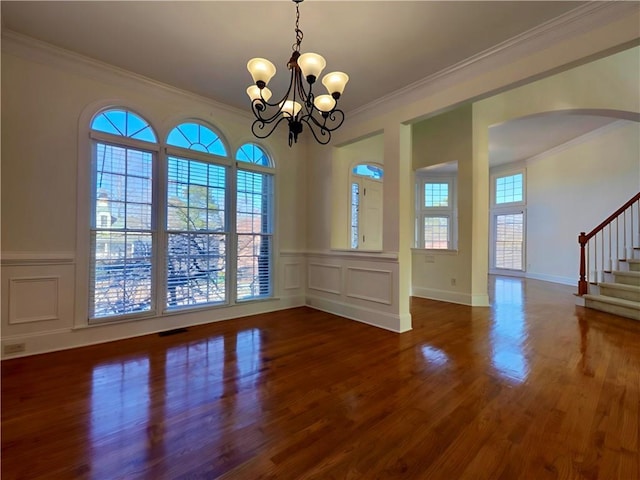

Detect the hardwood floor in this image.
[2,276,640,479]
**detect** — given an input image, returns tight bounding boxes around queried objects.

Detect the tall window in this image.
[491,170,526,272]
[166,122,228,308]
[416,176,456,249]
[236,144,274,300]
[350,164,383,250]
[90,109,157,319]
[88,110,276,323]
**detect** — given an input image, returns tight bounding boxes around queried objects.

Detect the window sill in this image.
[76,297,280,330]
[411,248,459,255]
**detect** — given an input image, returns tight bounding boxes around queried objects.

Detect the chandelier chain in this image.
[293,2,303,52]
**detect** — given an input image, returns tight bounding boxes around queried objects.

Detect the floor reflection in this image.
[491,277,529,383]
[421,345,449,367]
[90,357,150,478]
[165,336,225,414]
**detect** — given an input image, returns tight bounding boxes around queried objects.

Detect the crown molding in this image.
[1,30,252,120]
[349,2,639,122]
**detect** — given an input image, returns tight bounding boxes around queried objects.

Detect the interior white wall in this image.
[522,121,640,285]
[331,133,384,250]
[1,39,307,357]
[411,105,476,305]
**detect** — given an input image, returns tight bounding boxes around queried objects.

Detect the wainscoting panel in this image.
[283,263,301,290]
[305,252,409,333]
[346,267,393,305]
[9,276,60,324]
[308,263,342,295]
[1,256,76,344]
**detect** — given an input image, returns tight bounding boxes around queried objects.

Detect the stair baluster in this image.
[578,192,640,321]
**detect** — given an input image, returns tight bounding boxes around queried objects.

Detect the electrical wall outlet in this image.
[4,343,26,355]
[450,278,457,286]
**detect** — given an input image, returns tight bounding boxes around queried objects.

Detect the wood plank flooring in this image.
[2,276,640,479]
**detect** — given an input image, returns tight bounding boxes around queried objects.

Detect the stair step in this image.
[599,282,640,302]
[624,259,640,272]
[583,294,640,321]
[612,270,640,286]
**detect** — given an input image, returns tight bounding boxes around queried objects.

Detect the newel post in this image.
[578,232,588,295]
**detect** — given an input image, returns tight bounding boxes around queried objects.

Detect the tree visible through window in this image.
[88,110,276,322]
[236,144,274,300]
[90,109,156,318]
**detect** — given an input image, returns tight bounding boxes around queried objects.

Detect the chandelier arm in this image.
[250,99,283,124]
[303,108,345,133]
[300,116,331,145]
[250,66,300,125]
[251,115,291,139]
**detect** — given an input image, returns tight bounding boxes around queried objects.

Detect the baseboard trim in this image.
[1,295,306,359]
[525,272,575,286]
[305,294,411,333]
[411,286,489,307]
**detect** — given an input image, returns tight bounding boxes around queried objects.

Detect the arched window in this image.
[91,109,157,142]
[166,122,227,156]
[86,111,277,324]
[236,143,273,167]
[235,143,274,300]
[89,108,157,319]
[352,164,383,179]
[165,122,228,308]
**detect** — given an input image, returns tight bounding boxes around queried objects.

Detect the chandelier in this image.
[246,0,349,147]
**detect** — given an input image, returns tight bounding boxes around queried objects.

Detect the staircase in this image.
[577,193,640,321]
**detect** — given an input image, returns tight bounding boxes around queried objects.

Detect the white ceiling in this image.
[3,0,629,165]
[1,1,586,113]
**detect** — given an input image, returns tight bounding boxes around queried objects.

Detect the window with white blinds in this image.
[495,213,524,270]
[166,156,227,308]
[491,169,526,272]
[90,111,157,319]
[236,144,274,301]
[88,110,276,323]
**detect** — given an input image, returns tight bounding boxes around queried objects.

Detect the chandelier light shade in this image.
[246,0,349,146]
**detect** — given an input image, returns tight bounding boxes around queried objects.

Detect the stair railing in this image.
[578,192,640,295]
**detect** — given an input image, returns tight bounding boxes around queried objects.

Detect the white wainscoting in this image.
[345,267,393,305]
[305,251,410,333]
[1,253,76,356]
[9,276,60,324]
[308,263,342,295]
[1,251,307,358]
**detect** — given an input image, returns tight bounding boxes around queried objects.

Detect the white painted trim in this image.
[1,30,251,119]
[0,295,305,359]
[309,250,399,262]
[412,286,489,307]
[306,294,411,333]
[283,262,302,290]
[525,272,577,287]
[307,263,342,295]
[1,252,75,265]
[345,267,393,305]
[8,276,60,324]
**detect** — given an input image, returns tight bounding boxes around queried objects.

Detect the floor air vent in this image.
[158,327,188,337]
